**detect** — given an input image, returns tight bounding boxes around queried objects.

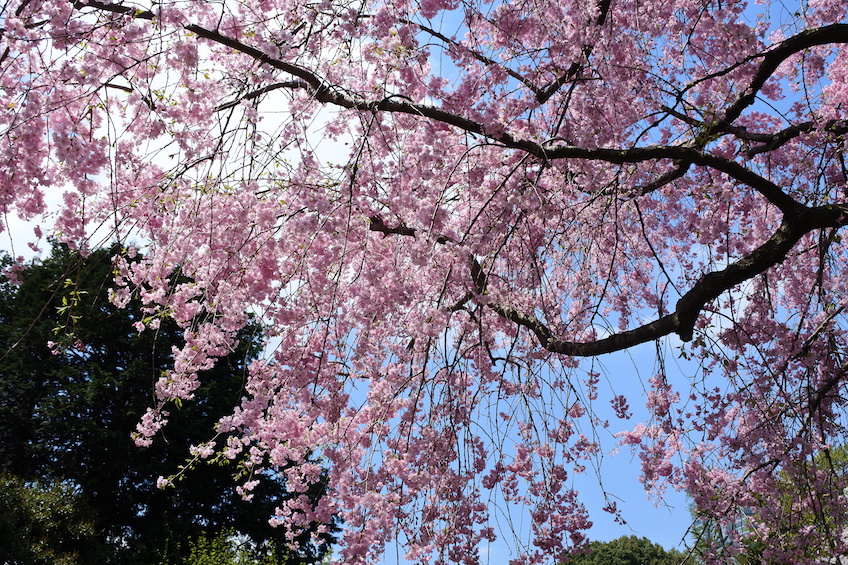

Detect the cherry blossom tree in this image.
[0,0,847,563]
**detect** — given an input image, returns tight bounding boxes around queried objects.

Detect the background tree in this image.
[0,473,105,565]
[565,536,691,565]
[177,529,292,565]
[0,245,337,565]
[0,0,846,563]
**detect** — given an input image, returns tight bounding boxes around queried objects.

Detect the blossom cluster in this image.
[0,0,847,563]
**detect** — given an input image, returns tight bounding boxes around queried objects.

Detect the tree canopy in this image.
[0,0,847,563]
[0,245,337,565]
[566,536,690,565]
[0,474,105,565]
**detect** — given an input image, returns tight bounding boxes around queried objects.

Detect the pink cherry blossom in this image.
[1,0,847,563]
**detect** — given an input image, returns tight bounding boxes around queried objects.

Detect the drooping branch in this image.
[73,2,842,217]
[492,204,848,355]
[370,198,848,356]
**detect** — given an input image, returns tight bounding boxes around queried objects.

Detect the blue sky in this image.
[4,2,806,560]
[562,341,695,550]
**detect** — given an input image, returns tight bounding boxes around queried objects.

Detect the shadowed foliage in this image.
[0,244,338,565]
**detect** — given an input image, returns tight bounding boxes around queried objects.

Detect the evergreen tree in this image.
[0,473,106,565]
[566,535,691,565]
[0,245,338,565]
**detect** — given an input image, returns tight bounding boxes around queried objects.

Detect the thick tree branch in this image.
[73,0,153,19]
[537,145,803,213]
[74,2,839,216]
[666,24,848,134]
[672,205,845,341]
[492,204,848,355]
[662,104,848,158]
[489,301,679,356]
[635,161,692,195]
[370,202,848,357]
[722,24,848,127]
[368,215,416,238]
[743,119,848,157]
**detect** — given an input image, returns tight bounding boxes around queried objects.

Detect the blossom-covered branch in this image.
[2,1,848,564]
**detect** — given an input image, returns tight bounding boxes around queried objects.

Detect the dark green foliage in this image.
[0,244,338,565]
[172,529,292,565]
[566,535,692,565]
[0,473,105,565]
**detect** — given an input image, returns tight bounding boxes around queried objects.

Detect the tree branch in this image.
[535,0,612,103]
[744,119,848,157]
[491,204,848,355]
[808,357,848,420]
[215,81,311,112]
[721,24,848,127]
[635,161,692,195]
[73,2,841,217]
[401,18,545,100]
[73,2,848,356]
[369,201,848,357]
[662,104,848,158]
